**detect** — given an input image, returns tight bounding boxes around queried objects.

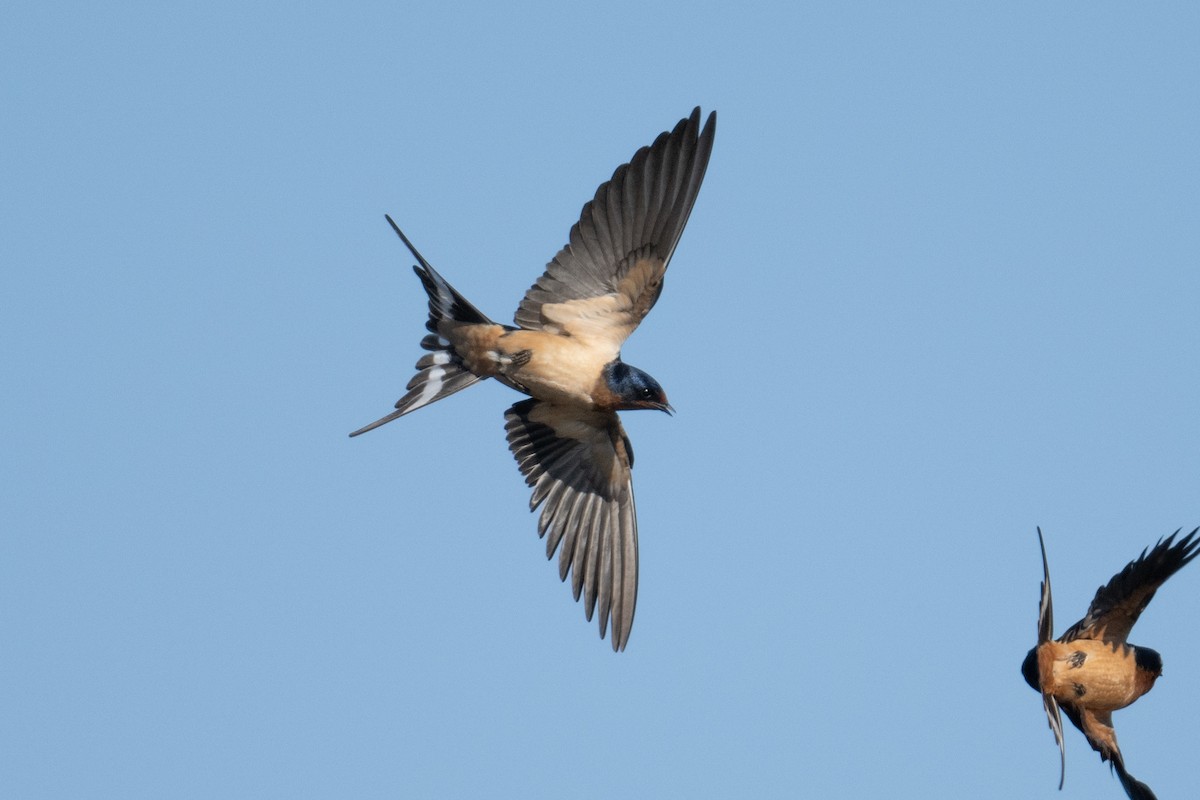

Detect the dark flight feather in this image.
[504,398,638,651]
[514,107,716,339]
[1062,527,1200,643]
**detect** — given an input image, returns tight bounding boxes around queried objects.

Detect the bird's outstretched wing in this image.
[504,399,638,651]
[1060,705,1158,800]
[1034,528,1067,788]
[513,107,716,356]
[1061,528,1200,643]
[1037,527,1055,645]
[1041,692,1067,790]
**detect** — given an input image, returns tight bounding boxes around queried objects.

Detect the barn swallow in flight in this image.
[1022,527,1200,800]
[350,108,715,651]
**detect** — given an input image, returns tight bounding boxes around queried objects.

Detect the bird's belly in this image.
[1044,640,1146,711]
[497,331,611,407]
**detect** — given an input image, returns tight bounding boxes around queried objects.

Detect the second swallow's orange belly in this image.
[1038,640,1150,711]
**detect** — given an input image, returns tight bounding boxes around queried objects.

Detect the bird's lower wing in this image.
[504,399,638,651]
[1041,692,1066,789]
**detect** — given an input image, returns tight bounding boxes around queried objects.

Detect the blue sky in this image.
[4,2,1199,798]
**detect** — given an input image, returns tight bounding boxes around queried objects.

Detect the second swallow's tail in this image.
[1112,755,1157,800]
[349,217,495,437]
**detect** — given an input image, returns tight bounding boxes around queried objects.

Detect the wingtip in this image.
[1036,526,1055,644]
[1176,525,1200,557]
[611,622,631,653]
[680,106,716,145]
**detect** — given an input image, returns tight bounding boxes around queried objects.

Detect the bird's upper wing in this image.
[1062,706,1158,800]
[504,398,638,651]
[513,107,716,356]
[1034,530,1067,788]
[1037,527,1054,644]
[1061,528,1200,644]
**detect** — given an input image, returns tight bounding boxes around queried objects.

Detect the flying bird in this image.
[1022,526,1200,800]
[350,108,716,651]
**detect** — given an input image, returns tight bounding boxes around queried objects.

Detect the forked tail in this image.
[349,216,495,437]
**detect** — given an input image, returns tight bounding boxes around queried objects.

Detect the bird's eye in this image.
[640,388,656,400]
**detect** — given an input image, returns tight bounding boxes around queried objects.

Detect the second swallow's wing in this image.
[1061,705,1158,800]
[504,399,638,651]
[1042,692,1067,790]
[1061,527,1200,643]
[513,108,715,356]
[1037,527,1054,644]
[1035,529,1067,788]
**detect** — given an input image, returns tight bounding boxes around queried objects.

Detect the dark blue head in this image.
[603,361,673,413]
[1020,647,1039,692]
[1134,646,1163,676]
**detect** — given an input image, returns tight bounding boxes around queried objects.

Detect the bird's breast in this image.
[483,329,614,407]
[1038,639,1157,711]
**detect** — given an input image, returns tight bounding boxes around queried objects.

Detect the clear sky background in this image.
[3,3,1199,798]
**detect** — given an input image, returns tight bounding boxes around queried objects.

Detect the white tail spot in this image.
[415,366,446,407]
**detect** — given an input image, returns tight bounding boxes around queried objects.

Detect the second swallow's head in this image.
[604,361,673,414]
[1134,646,1163,677]
[1020,647,1040,692]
